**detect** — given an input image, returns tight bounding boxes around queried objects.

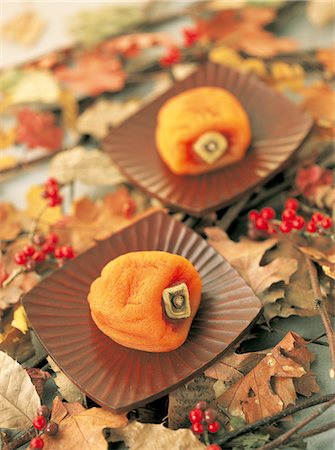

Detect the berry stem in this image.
[29,204,49,243]
[304,255,335,378]
[2,267,25,288]
[203,430,211,446]
[6,427,36,450]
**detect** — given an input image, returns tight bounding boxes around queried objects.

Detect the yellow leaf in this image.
[11,305,29,334]
[59,89,78,130]
[209,46,243,66]
[0,128,16,149]
[0,155,18,171]
[26,185,62,230]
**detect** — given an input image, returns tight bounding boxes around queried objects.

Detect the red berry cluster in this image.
[189,401,221,447]
[159,47,182,67]
[14,233,74,269]
[30,405,58,449]
[182,27,201,47]
[42,178,63,207]
[248,198,333,236]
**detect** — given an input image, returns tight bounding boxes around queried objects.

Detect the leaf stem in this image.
[213,393,335,446]
[219,194,252,231]
[7,427,36,450]
[258,397,335,450]
[29,204,49,242]
[2,267,25,288]
[289,420,335,443]
[305,255,335,378]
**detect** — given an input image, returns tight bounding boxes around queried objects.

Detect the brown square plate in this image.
[103,63,313,216]
[23,211,262,412]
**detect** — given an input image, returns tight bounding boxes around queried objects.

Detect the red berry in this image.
[292,216,305,230]
[204,408,217,423]
[208,421,221,433]
[61,246,74,259]
[122,199,137,219]
[189,408,204,424]
[321,217,333,229]
[45,185,59,198]
[183,27,200,47]
[37,405,50,418]
[159,47,182,67]
[191,422,205,434]
[47,195,62,207]
[44,421,59,436]
[45,177,58,187]
[285,198,299,210]
[279,221,292,233]
[282,209,296,221]
[311,212,324,223]
[33,415,47,430]
[195,400,208,410]
[46,233,59,244]
[23,245,35,256]
[306,221,317,233]
[32,251,46,262]
[248,210,259,222]
[42,242,55,254]
[54,247,64,258]
[255,217,268,230]
[14,252,27,265]
[30,437,44,449]
[260,207,275,220]
[207,445,221,450]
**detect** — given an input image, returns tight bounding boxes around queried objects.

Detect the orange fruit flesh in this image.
[88,251,202,352]
[156,87,251,175]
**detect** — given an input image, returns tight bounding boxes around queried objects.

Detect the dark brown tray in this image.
[103,63,313,216]
[23,211,262,412]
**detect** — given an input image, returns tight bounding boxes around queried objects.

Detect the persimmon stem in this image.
[213,393,335,446]
[258,397,335,450]
[305,255,335,378]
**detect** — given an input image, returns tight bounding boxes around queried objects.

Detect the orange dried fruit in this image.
[155,87,251,175]
[88,251,202,352]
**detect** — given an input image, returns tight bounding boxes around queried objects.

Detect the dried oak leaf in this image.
[299,83,335,129]
[197,8,297,57]
[168,375,216,429]
[316,48,335,75]
[0,350,41,429]
[53,187,158,253]
[47,356,86,404]
[26,367,51,399]
[0,202,24,241]
[54,52,126,97]
[50,146,125,185]
[111,421,206,450]
[43,396,128,450]
[77,99,140,139]
[299,245,335,280]
[205,349,266,386]
[0,286,22,311]
[217,332,319,423]
[205,227,297,299]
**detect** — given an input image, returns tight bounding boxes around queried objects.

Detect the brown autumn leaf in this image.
[111,421,206,450]
[197,8,297,57]
[53,187,159,253]
[299,245,335,280]
[0,203,24,241]
[217,332,319,423]
[43,396,128,450]
[205,227,297,302]
[204,349,266,385]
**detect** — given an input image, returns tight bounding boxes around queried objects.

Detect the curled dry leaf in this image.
[205,227,297,299]
[0,202,24,241]
[217,332,319,423]
[43,396,128,450]
[197,8,297,57]
[26,367,51,399]
[50,146,125,185]
[111,421,206,450]
[0,350,41,429]
[299,245,335,280]
[77,98,140,139]
[11,305,29,334]
[54,52,126,97]
[0,285,22,311]
[316,48,335,75]
[299,83,335,128]
[47,356,86,404]
[53,187,159,253]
